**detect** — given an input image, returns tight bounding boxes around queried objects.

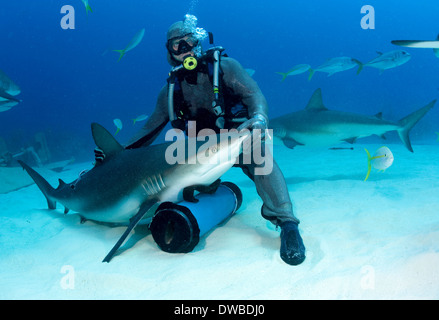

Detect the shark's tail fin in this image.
[275,72,289,82]
[397,100,436,152]
[17,160,57,209]
[113,49,126,62]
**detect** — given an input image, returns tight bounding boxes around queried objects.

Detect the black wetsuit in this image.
[128,56,299,226]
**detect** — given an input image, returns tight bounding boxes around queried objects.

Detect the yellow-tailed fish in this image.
[113,118,122,135]
[364,146,394,181]
[81,0,92,15]
[276,64,311,81]
[113,28,145,62]
[132,114,149,125]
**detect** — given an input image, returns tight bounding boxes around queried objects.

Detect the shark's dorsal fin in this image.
[305,88,328,111]
[374,112,383,119]
[91,123,124,159]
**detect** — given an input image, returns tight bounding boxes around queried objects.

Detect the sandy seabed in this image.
[1,142,438,299]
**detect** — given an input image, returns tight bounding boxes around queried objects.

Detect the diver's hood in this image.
[167,21,192,41]
[166,21,204,67]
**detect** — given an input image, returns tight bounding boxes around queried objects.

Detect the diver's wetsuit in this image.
[128,56,300,226]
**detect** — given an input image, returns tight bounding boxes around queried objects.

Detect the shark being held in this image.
[270,89,435,152]
[19,123,250,262]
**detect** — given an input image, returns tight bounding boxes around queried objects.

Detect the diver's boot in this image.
[280,221,306,266]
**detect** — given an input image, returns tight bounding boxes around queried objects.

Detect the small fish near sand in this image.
[113,118,122,135]
[132,114,149,125]
[81,0,92,15]
[308,57,362,81]
[113,28,146,62]
[364,146,394,181]
[276,64,311,81]
[392,34,439,59]
[363,50,411,74]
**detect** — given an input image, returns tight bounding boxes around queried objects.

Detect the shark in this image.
[18,123,249,262]
[392,34,439,58]
[270,88,435,152]
[0,69,21,106]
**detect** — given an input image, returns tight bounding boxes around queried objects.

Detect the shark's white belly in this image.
[77,187,147,224]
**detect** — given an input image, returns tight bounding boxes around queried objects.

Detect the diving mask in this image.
[167,33,199,55]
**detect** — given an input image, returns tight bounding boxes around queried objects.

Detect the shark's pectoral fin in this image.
[282,138,303,149]
[102,198,158,263]
[183,179,222,203]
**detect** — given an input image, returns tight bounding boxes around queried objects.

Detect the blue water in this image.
[0,0,438,161]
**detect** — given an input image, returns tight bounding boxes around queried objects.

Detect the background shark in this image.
[19,123,249,262]
[0,69,21,108]
[270,88,435,152]
[392,34,439,59]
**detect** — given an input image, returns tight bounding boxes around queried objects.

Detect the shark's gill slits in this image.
[143,174,166,196]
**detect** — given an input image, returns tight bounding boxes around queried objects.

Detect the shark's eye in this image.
[70,184,76,190]
[205,146,218,157]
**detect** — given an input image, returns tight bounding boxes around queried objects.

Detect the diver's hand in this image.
[237,114,268,132]
[94,147,105,163]
[237,114,269,154]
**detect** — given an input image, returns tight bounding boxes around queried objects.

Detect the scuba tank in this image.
[149,181,242,253]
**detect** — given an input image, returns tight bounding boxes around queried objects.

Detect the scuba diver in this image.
[95,16,306,265]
